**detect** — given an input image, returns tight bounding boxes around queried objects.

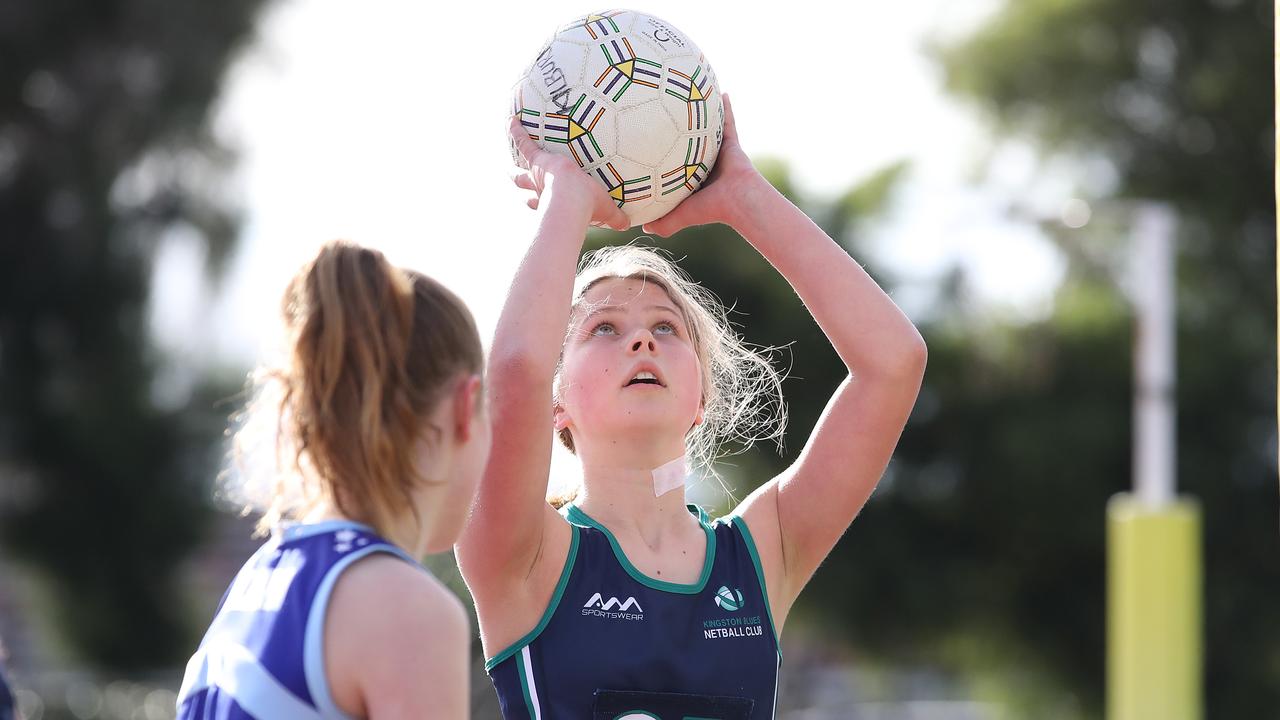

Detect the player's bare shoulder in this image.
[325,554,470,717]
[330,553,467,637]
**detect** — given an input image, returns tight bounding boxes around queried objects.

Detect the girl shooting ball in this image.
[458,95,927,719]
[178,241,489,719]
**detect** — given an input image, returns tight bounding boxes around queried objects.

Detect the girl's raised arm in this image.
[456,118,627,603]
[645,96,927,627]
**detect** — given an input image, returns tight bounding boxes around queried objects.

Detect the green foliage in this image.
[586,0,1275,713]
[830,160,910,240]
[932,0,1277,715]
[0,0,269,670]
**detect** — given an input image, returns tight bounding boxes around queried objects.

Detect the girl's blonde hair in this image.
[227,240,483,538]
[551,245,786,506]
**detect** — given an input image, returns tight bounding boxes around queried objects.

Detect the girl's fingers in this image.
[511,172,537,191]
[642,181,715,237]
[506,117,527,169]
[510,115,627,228]
[592,217,630,232]
[606,205,630,231]
[508,115,537,169]
[719,92,740,146]
[642,202,691,237]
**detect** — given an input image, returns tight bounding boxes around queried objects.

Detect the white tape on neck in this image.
[651,455,690,497]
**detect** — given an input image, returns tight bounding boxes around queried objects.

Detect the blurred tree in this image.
[0,0,270,670]
[917,0,1275,715]
[590,0,1276,712]
[593,0,1274,707]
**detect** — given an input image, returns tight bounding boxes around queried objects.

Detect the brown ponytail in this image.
[242,240,482,538]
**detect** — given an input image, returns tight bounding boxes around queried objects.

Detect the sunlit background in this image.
[172,0,1062,367]
[0,0,1274,717]
[166,0,1067,498]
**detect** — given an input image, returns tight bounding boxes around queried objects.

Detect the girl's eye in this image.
[590,322,617,336]
[655,322,676,335]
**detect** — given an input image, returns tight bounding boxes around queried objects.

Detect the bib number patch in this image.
[593,689,754,720]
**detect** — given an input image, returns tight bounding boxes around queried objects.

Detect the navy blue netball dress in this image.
[176,520,420,720]
[487,504,781,720]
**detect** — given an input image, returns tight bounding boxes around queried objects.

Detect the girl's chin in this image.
[579,418,697,441]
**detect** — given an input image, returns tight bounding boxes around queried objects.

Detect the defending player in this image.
[177,240,489,719]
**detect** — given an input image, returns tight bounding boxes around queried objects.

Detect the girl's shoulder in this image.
[329,552,456,617]
[271,519,451,641]
[324,552,469,717]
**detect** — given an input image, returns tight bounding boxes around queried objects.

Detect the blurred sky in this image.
[150,0,1077,380]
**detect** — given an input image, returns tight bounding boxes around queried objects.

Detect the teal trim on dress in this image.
[563,504,715,594]
[515,649,538,718]
[726,514,783,659]
[484,525,581,672]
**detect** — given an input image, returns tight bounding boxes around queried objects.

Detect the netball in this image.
[512,10,723,227]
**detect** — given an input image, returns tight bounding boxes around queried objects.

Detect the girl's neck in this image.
[300,497,433,559]
[575,457,699,548]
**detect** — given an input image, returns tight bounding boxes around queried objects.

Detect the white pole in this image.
[1132,203,1176,508]
[1111,202,1198,720]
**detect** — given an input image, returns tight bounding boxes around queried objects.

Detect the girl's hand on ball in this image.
[642,93,761,237]
[508,115,630,231]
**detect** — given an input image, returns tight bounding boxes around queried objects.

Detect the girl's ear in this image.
[553,404,571,431]
[453,374,484,441]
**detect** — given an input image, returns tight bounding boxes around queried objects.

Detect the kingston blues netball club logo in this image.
[702,586,765,640]
[714,585,744,611]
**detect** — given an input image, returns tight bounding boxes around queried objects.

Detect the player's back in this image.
[177,520,415,720]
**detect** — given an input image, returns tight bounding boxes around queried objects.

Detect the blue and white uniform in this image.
[177,520,419,720]
[487,504,781,720]
[0,657,14,720]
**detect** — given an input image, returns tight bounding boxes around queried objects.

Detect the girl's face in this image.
[557,277,703,457]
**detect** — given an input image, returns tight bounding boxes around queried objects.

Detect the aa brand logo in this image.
[583,593,643,612]
[714,585,744,612]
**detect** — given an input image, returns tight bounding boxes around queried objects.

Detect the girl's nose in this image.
[629,330,657,354]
